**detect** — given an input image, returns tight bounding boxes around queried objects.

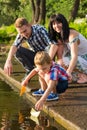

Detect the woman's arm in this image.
[67,42,78,74]
[67,30,79,74]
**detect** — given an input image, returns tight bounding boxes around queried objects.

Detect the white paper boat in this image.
[30,108,40,117]
[30,115,40,125]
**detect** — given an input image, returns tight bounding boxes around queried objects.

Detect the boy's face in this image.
[16,24,32,39]
[36,63,51,73]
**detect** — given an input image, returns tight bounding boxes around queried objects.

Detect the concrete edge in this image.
[0,67,82,130]
[25,93,82,130]
[43,107,82,130]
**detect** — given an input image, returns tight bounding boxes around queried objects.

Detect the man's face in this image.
[16,24,32,39]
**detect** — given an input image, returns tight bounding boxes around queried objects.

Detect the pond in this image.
[0,80,66,130]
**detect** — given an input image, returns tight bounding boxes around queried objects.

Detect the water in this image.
[0,80,66,130]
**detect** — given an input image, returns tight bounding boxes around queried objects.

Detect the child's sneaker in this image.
[32,89,44,96]
[46,93,59,101]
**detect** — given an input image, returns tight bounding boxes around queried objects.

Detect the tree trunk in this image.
[30,0,46,24]
[30,0,35,23]
[34,0,40,23]
[69,0,80,22]
[39,0,46,24]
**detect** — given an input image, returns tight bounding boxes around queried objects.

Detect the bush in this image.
[0,25,17,45]
[69,20,87,38]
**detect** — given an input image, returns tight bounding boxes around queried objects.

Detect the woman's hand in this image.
[66,70,72,82]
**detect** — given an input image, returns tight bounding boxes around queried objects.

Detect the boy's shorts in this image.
[56,80,68,94]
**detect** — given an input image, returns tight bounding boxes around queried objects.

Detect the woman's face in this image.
[52,21,62,33]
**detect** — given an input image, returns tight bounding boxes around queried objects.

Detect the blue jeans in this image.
[15,47,36,71]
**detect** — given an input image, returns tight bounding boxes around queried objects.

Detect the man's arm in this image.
[4,45,17,76]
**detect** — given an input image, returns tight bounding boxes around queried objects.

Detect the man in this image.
[4,17,60,78]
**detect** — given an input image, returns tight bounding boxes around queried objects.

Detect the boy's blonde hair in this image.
[14,17,28,28]
[34,51,52,65]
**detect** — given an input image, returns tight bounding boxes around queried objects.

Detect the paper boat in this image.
[30,108,40,117]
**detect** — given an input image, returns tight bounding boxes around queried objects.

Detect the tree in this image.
[30,0,46,24]
[78,0,87,18]
[69,0,80,22]
[0,0,21,26]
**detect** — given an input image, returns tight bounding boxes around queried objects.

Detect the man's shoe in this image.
[46,93,59,101]
[32,89,44,96]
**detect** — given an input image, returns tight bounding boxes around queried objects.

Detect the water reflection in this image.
[0,110,61,130]
[18,111,58,130]
[0,80,65,130]
[1,112,10,130]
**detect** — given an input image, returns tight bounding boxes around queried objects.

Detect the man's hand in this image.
[4,60,13,76]
[4,45,18,76]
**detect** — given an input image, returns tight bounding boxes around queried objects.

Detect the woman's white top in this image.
[63,33,87,72]
[67,33,87,56]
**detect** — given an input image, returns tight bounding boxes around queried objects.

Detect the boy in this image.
[21,51,68,111]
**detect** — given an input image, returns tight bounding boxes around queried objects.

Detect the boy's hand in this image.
[21,80,28,87]
[35,99,44,111]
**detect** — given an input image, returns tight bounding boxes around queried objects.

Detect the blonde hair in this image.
[14,17,28,28]
[34,51,52,65]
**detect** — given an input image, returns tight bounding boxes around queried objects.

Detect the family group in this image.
[4,13,87,110]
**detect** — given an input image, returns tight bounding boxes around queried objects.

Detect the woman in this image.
[48,13,87,83]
